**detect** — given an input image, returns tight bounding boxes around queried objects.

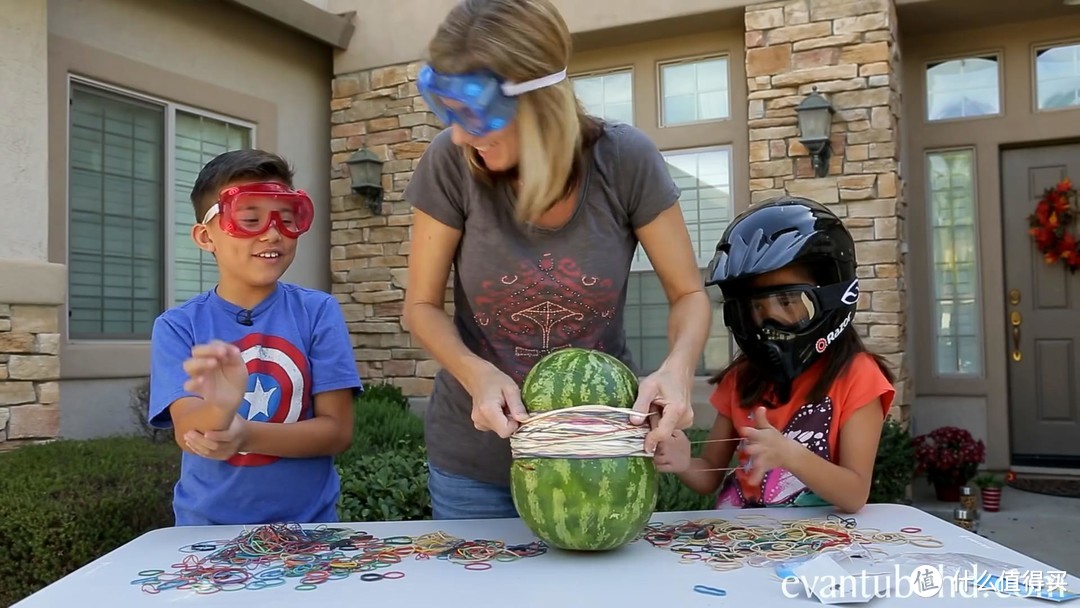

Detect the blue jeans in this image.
[427,464,519,520]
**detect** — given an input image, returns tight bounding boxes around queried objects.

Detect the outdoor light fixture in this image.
[795,86,835,178]
[345,148,385,214]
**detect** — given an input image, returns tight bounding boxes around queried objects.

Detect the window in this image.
[1035,42,1080,111]
[659,55,730,126]
[925,55,1000,121]
[67,79,254,340]
[571,69,634,125]
[624,146,735,375]
[926,149,981,376]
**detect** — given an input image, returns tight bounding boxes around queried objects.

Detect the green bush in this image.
[869,417,916,504]
[337,442,431,522]
[341,392,424,461]
[0,436,179,606]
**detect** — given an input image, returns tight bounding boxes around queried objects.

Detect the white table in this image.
[13,504,1080,607]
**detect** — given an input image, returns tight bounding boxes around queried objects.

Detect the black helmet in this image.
[706,196,860,385]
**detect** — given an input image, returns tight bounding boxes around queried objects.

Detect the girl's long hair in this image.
[427,0,602,224]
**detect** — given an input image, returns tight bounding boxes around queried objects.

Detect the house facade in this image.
[326,0,1080,473]
[0,0,349,447]
[3,0,1080,475]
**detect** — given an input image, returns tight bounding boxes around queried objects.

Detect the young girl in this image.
[654,196,895,514]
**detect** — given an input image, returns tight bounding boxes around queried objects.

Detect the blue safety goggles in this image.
[417,64,567,136]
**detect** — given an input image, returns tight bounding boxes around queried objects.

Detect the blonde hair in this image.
[428,0,600,224]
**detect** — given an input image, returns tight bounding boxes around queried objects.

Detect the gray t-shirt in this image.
[403,121,680,486]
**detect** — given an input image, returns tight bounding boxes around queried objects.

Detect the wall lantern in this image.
[795,86,835,178]
[345,148,385,214]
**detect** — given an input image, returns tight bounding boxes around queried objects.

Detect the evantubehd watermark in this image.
[781,563,1075,601]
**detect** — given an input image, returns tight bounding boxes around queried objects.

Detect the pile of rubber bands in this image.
[131,523,548,594]
[638,513,944,572]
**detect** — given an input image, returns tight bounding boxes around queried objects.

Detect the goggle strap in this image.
[500,68,568,96]
[202,203,220,224]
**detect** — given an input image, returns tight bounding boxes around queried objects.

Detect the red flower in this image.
[1028,178,1080,273]
[913,426,986,486]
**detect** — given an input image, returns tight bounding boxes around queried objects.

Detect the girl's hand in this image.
[739,406,800,485]
[653,430,691,473]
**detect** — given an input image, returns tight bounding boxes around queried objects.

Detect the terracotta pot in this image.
[934,481,961,502]
[981,487,1002,512]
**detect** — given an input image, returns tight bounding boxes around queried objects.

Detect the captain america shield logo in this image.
[228,333,312,467]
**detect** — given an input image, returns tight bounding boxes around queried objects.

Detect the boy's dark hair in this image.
[190,149,295,222]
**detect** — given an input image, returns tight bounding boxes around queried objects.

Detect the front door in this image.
[1002,143,1080,467]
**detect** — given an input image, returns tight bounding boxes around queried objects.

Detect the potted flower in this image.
[974,473,1004,512]
[913,426,986,502]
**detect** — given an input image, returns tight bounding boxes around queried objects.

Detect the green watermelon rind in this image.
[511,347,659,552]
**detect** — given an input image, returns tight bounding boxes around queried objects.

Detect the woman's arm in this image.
[402,209,495,393]
[632,204,713,448]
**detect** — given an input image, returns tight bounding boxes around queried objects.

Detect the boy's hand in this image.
[653,429,691,473]
[184,414,249,460]
[183,340,248,412]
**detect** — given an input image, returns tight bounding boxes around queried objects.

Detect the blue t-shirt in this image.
[148,282,363,526]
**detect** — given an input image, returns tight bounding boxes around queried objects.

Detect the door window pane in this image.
[927,149,982,376]
[69,84,165,339]
[925,56,1000,121]
[660,56,729,126]
[571,69,634,125]
[1036,43,1080,111]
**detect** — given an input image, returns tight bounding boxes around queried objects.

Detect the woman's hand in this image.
[467,365,529,438]
[653,430,691,473]
[633,365,694,454]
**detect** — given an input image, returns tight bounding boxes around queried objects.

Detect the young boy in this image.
[148,149,363,526]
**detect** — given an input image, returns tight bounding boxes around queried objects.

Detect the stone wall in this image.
[744,0,910,418]
[329,62,444,397]
[0,304,61,450]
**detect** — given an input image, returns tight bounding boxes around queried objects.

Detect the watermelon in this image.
[510,347,659,551]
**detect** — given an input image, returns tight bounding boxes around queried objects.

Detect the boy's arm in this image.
[150,318,238,454]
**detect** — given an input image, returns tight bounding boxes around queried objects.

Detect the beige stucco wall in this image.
[329,0,754,73]
[1,0,49,263]
[37,0,334,439]
[48,0,334,383]
[48,0,333,302]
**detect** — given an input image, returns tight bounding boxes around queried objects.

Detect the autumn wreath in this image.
[1028,177,1080,271]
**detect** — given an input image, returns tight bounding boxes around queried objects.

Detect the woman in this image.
[402,0,711,520]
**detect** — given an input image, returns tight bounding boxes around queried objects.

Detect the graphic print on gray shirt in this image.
[403,121,681,486]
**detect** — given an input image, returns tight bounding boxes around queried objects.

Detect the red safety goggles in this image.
[202,182,314,239]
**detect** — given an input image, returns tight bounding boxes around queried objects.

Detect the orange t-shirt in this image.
[708,352,895,508]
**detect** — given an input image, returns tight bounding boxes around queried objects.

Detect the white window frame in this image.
[630,144,734,272]
[922,51,1004,124]
[569,66,635,125]
[656,52,732,128]
[65,75,257,343]
[1033,39,1080,114]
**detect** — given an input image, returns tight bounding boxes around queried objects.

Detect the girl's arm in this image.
[751,400,884,513]
[676,414,740,495]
